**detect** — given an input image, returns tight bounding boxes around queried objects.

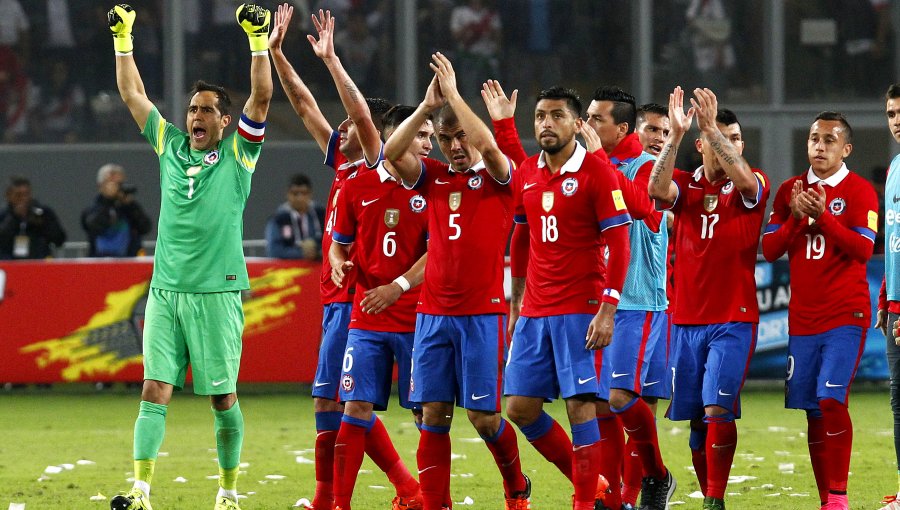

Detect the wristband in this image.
[393,276,411,293]
[247,35,267,53]
[113,35,133,54]
[601,288,620,306]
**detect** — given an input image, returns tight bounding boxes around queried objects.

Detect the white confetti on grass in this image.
[367,485,388,490]
[9,503,26,509]
[43,466,63,474]
[450,453,467,460]
[459,437,483,443]
[455,496,474,505]
[294,498,312,507]
[265,474,286,480]
[768,426,788,432]
[76,460,96,465]
[727,475,757,484]
[173,477,188,483]
[688,491,704,499]
[295,456,314,464]
[89,493,107,501]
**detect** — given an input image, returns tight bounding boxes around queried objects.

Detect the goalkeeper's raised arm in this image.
[109,4,152,129]
[236,3,273,124]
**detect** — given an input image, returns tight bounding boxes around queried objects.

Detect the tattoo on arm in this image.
[343,80,360,103]
[709,134,737,166]
[651,143,675,184]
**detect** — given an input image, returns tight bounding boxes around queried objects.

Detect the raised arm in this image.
[236,4,273,123]
[431,52,509,183]
[482,79,528,166]
[309,9,381,165]
[691,88,756,199]
[648,86,693,204]
[384,75,444,185]
[109,5,153,129]
[268,3,333,153]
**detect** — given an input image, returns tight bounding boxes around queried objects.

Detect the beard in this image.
[539,134,570,155]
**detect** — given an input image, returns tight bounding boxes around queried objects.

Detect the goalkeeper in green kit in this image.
[106,3,273,510]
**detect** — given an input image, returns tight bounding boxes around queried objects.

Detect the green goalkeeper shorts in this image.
[143,288,244,395]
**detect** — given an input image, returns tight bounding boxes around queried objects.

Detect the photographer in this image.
[81,163,151,257]
[0,175,67,259]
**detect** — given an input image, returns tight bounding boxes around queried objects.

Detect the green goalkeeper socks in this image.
[214,400,244,479]
[132,400,167,490]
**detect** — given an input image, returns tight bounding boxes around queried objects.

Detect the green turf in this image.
[0,384,896,509]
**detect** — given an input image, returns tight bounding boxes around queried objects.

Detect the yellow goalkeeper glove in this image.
[108,4,136,54]
[236,4,271,53]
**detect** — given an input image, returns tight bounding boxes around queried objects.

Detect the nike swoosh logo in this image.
[711,443,734,449]
[717,389,732,396]
[418,465,437,474]
[688,184,703,189]
[435,179,450,185]
[826,430,847,437]
[523,182,537,190]
[630,451,640,457]
[335,443,348,448]
[362,198,380,206]
[176,150,189,162]
[643,380,660,387]
[471,394,490,401]
[824,381,843,388]
[211,379,228,387]
[573,444,590,451]
[313,381,330,387]
[623,426,642,433]
[577,376,596,384]
[611,372,630,378]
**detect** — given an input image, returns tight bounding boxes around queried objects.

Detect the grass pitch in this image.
[0,383,896,509]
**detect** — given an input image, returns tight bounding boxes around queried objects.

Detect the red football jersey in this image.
[409,157,513,315]
[514,143,632,316]
[333,163,428,332]
[662,167,770,324]
[763,166,877,335]
[320,131,367,305]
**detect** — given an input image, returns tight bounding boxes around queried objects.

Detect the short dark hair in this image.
[715,108,742,132]
[8,175,29,188]
[814,111,853,143]
[366,97,394,132]
[289,173,312,189]
[887,84,900,100]
[190,80,231,116]
[637,103,668,123]
[592,86,636,133]
[435,104,460,129]
[536,86,583,118]
[382,105,429,134]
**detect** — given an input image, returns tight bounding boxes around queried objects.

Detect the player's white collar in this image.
[338,157,366,172]
[375,161,399,183]
[806,163,849,187]
[449,159,486,174]
[537,141,587,175]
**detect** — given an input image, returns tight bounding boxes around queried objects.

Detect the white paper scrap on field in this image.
[450,453,467,460]
[459,437,482,443]
[89,493,107,501]
[76,460,96,465]
[206,475,220,480]
[688,491,704,499]
[36,475,51,482]
[240,462,250,468]
[294,498,312,507]
[295,455,314,464]
[778,463,795,472]
[761,483,775,489]
[44,466,63,474]
[265,474,287,480]
[61,464,75,470]
[728,475,757,484]
[765,493,782,497]
[669,501,685,506]
[157,452,169,457]
[768,426,788,432]
[459,473,474,478]
[455,496,474,505]
[8,503,26,510]
[789,493,810,497]
[173,477,188,483]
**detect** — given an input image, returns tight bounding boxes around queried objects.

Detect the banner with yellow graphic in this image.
[0,258,323,384]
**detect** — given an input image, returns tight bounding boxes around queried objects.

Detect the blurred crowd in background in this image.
[0,0,894,144]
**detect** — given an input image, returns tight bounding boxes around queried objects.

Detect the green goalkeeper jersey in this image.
[142,106,263,293]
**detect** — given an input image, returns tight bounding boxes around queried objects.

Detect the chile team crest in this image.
[561,177,578,196]
[829,197,846,215]
[467,175,483,190]
[409,195,426,213]
[721,181,735,194]
[203,150,219,165]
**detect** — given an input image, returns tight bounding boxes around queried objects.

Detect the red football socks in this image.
[704,417,737,500]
